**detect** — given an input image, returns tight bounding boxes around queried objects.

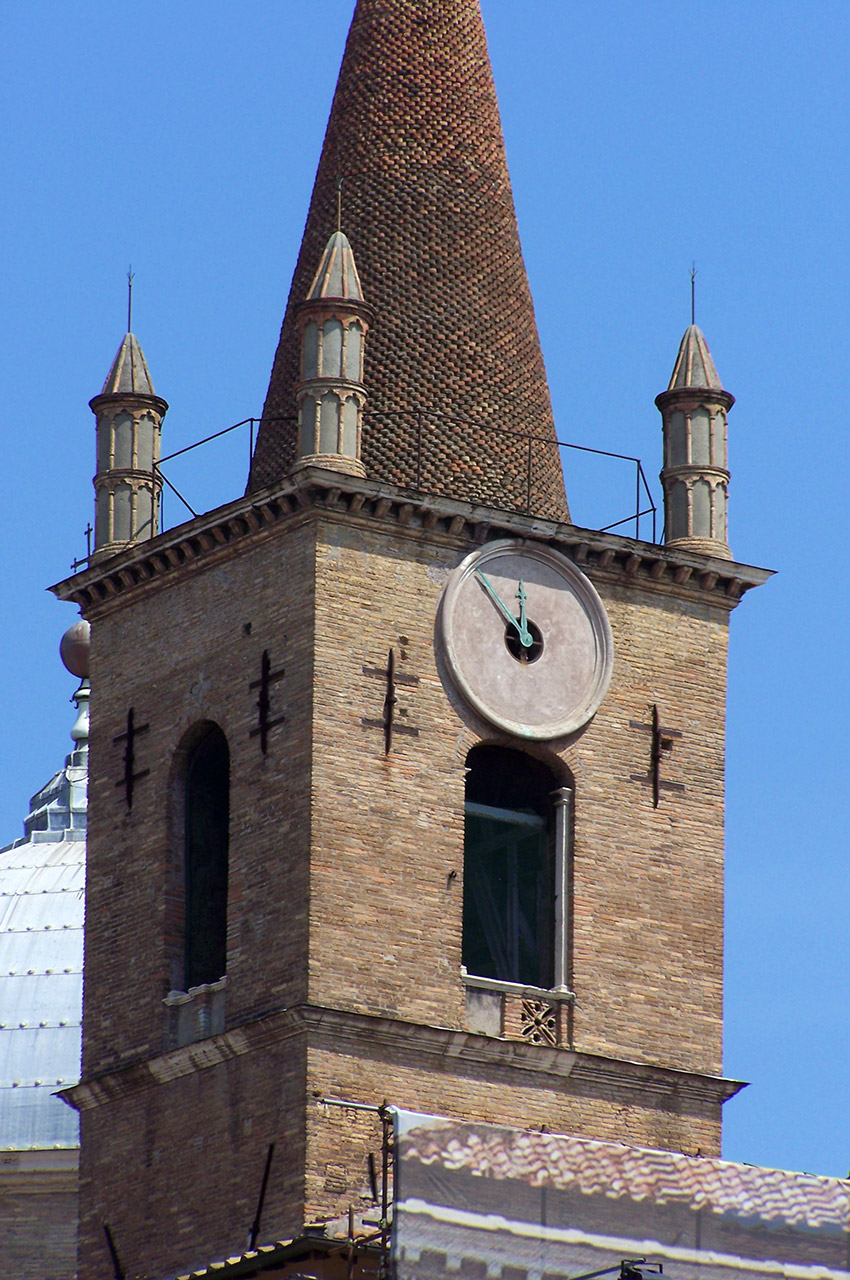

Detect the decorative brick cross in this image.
[362,648,420,754]
[114,707,149,810]
[249,649,285,754]
[629,704,684,807]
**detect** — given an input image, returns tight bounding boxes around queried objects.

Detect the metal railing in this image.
[154,410,657,542]
[68,412,656,568]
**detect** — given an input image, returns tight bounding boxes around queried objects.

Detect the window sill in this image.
[461,968,574,1002]
[163,976,227,1050]
[461,968,573,1047]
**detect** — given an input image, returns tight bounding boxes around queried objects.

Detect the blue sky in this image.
[1,1,848,1178]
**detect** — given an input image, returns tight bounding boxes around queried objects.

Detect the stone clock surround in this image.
[439,540,614,741]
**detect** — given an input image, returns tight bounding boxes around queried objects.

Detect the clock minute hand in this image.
[515,579,533,648]
[475,571,532,646]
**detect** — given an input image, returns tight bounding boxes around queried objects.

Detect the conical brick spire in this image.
[250,0,568,521]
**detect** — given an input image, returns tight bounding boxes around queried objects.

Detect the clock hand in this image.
[475,570,522,634]
[515,580,532,648]
[475,571,533,646]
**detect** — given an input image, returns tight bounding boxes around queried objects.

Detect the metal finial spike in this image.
[690,262,697,326]
[127,266,135,333]
[336,175,343,234]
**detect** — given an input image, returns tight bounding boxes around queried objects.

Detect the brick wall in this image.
[82,523,317,1076]
[0,1161,78,1280]
[73,499,735,1275]
[308,518,727,1075]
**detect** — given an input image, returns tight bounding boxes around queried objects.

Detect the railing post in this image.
[635,460,641,540]
[526,438,533,514]
[417,409,423,491]
[154,462,164,534]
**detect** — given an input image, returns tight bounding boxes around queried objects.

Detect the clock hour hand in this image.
[475,571,533,647]
[516,579,531,646]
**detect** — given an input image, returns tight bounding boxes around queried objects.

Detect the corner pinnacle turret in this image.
[250,0,568,522]
[656,325,734,559]
[294,229,372,478]
[90,330,168,562]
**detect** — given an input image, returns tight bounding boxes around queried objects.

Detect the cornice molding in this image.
[59,1003,744,1115]
[51,467,772,618]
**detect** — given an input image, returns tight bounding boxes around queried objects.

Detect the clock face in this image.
[439,539,613,740]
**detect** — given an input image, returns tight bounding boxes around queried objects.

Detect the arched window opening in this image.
[184,725,230,990]
[463,746,566,990]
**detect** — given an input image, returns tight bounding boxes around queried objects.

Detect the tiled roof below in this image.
[399,1117,850,1232]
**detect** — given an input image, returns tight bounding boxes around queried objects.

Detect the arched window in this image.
[183,725,230,990]
[464,746,570,990]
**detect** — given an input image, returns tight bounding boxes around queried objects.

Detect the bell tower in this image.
[53,4,770,1278]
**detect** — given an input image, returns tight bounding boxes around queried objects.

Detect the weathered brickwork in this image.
[81,523,317,1075]
[0,1163,78,1280]
[61,486,747,1275]
[308,517,728,1076]
[77,1041,305,1280]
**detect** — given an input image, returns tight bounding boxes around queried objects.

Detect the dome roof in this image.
[0,692,87,1150]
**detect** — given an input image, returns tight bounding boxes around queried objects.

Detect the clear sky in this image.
[1,1,848,1179]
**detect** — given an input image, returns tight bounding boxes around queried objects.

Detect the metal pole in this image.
[526,438,533,514]
[248,1142,276,1251]
[416,410,423,491]
[103,1223,126,1280]
[378,1104,392,1280]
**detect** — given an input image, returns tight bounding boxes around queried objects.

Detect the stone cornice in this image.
[89,390,168,417]
[59,1003,744,1115]
[656,386,736,413]
[51,466,773,618]
[0,1147,78,1195]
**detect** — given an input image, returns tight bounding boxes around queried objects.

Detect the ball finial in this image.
[60,619,91,679]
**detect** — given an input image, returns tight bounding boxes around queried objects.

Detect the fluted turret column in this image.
[90,332,168,561]
[294,230,372,478]
[656,324,734,559]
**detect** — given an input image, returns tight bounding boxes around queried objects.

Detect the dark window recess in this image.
[184,727,230,990]
[463,746,555,988]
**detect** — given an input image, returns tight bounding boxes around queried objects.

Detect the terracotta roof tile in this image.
[400,1119,850,1231]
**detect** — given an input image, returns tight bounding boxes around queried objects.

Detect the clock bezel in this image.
[439,538,614,740]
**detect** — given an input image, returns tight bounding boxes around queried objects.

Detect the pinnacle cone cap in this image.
[667,324,724,392]
[307,231,365,302]
[252,0,568,521]
[100,332,157,397]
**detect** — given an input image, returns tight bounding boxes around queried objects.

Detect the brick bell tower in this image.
[53,3,770,1277]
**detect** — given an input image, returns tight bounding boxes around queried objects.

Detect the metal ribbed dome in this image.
[0,688,87,1150]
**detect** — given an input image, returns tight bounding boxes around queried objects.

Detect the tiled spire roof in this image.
[250,0,568,521]
[667,324,724,391]
[306,230,364,302]
[100,332,157,398]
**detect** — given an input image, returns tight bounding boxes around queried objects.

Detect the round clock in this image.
[438,539,613,740]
